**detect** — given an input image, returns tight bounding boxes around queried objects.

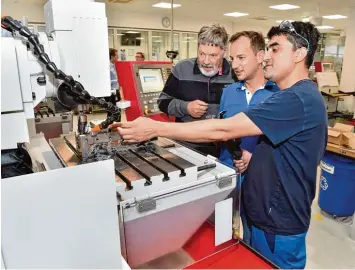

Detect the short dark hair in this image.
[136,52,145,59]
[229,31,265,54]
[267,21,320,68]
[109,48,117,59]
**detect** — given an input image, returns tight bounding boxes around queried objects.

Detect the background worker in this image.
[157,24,235,157]
[109,48,123,120]
[135,51,145,61]
[219,31,279,245]
[113,21,327,269]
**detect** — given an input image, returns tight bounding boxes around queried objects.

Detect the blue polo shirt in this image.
[243,79,328,235]
[219,80,279,167]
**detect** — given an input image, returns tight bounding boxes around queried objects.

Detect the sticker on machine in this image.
[320,161,335,174]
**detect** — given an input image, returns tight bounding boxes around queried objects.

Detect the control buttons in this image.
[144,108,152,115]
[148,101,153,104]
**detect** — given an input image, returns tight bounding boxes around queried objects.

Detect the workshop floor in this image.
[305,168,355,269]
[74,113,355,269]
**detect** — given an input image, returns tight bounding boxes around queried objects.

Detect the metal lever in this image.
[218,110,242,160]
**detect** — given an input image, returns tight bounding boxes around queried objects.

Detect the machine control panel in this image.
[115,61,173,121]
[135,67,171,117]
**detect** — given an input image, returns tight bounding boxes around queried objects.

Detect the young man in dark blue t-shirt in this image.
[113,21,328,269]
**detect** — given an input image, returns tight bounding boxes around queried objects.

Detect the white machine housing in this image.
[44,0,111,98]
[1,0,111,150]
[1,0,238,268]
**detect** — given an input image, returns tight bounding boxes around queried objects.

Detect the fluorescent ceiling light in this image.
[152,2,181,8]
[322,15,347,19]
[125,31,139,34]
[136,37,144,40]
[224,12,249,17]
[152,35,162,38]
[153,40,162,42]
[117,33,124,36]
[269,4,300,10]
[316,25,334,29]
[276,20,294,23]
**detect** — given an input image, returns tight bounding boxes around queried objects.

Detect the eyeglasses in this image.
[279,20,310,52]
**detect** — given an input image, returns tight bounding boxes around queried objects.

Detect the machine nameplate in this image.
[216,177,232,189]
[136,198,156,213]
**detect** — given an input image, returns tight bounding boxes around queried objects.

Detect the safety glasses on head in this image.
[279,20,310,52]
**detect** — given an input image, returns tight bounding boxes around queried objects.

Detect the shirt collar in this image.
[236,80,276,91]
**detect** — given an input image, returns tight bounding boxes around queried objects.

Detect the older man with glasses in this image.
[113,21,327,269]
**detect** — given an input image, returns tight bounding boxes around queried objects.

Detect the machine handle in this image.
[218,110,242,160]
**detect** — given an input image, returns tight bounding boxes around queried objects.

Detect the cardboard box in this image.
[328,123,355,147]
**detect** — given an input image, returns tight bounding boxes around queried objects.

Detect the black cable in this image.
[1,16,121,130]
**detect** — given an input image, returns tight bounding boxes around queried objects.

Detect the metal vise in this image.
[76,131,122,160]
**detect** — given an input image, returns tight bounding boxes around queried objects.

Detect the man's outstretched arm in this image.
[113,112,263,143]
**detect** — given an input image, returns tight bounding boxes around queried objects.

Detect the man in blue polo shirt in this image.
[218,31,279,245]
[114,21,328,269]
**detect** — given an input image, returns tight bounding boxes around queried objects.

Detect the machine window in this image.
[138,69,165,93]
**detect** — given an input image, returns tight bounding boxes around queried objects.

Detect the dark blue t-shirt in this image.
[243,79,328,235]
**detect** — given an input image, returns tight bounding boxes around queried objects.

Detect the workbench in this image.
[326,143,355,159]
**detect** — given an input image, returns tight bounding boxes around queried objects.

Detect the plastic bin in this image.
[318,152,355,217]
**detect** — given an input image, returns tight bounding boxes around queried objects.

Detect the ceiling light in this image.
[276,20,294,23]
[125,31,139,34]
[152,35,162,38]
[316,25,334,29]
[153,40,162,42]
[269,4,300,10]
[322,15,347,19]
[152,2,181,8]
[224,12,249,17]
[136,37,144,40]
[117,33,124,36]
[184,37,193,39]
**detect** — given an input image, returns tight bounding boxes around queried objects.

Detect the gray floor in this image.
[306,168,355,269]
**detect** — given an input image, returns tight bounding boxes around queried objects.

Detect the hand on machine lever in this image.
[218,112,251,173]
[218,110,242,163]
[1,16,120,134]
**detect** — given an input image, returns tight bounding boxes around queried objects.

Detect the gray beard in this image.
[199,66,219,77]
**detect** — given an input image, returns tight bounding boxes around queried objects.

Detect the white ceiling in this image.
[3,0,355,31]
[105,0,355,31]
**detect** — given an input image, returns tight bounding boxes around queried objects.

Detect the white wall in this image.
[2,2,45,22]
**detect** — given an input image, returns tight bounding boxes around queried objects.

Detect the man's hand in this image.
[110,117,158,143]
[187,100,208,118]
[233,149,252,173]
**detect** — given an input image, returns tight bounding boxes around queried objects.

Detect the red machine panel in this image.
[115,61,173,122]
